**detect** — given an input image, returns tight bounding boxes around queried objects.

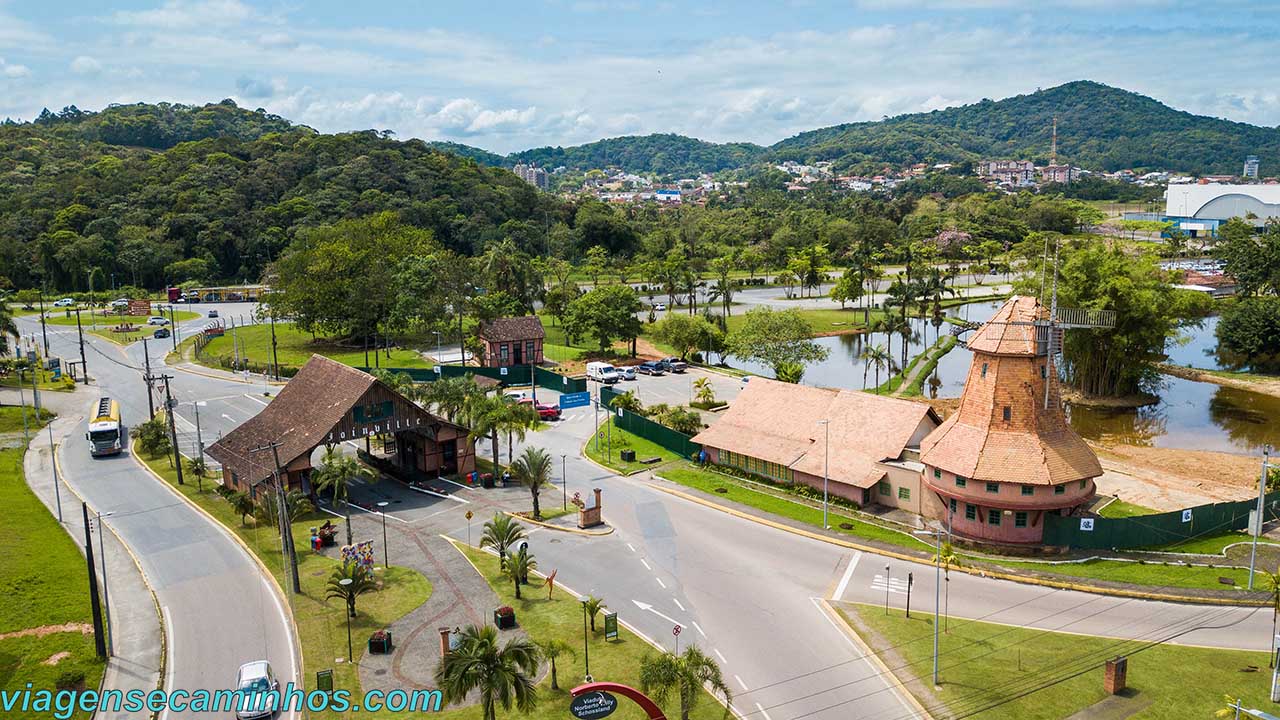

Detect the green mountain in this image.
[509,133,767,177]
[770,81,1280,175]
[424,140,507,167]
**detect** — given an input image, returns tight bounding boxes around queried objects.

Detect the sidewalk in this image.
[20,394,164,720]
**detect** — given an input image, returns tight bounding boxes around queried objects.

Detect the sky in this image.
[1,0,1279,154]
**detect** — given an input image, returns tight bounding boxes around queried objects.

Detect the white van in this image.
[586,361,620,384]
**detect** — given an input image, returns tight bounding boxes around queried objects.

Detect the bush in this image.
[129,415,172,458]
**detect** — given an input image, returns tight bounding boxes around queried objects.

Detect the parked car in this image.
[234,661,279,720]
[659,357,688,373]
[618,366,637,381]
[519,398,562,420]
[653,303,667,311]
[53,298,75,307]
[585,361,620,384]
[208,309,219,318]
[147,316,170,326]
[504,389,531,402]
[637,361,666,376]
[152,327,171,339]
[110,298,130,309]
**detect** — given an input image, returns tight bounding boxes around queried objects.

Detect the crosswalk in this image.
[870,574,911,596]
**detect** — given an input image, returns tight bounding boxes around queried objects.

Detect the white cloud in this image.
[113,0,256,29]
[1,57,31,78]
[70,55,102,74]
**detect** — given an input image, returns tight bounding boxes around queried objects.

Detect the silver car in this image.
[234,661,279,720]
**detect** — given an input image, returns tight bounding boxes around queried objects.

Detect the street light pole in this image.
[377,501,390,569]
[579,595,592,682]
[49,422,63,522]
[562,454,568,511]
[97,511,115,657]
[340,578,354,662]
[818,419,830,529]
[193,401,206,493]
[915,528,942,686]
[81,502,107,659]
[1249,444,1274,590]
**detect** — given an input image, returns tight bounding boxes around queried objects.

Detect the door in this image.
[513,343,523,365]
[442,440,457,474]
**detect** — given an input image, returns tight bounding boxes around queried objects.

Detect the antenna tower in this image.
[1051,116,1058,164]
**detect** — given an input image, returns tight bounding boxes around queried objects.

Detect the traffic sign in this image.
[673,625,682,636]
[560,391,590,409]
[465,510,473,520]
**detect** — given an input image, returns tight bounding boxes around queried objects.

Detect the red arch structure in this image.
[570,682,667,720]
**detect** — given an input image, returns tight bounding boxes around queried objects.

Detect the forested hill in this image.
[771,81,1280,175]
[0,100,553,292]
[509,133,767,177]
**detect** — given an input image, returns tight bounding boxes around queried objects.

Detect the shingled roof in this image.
[965,295,1045,356]
[479,316,545,342]
[692,378,939,489]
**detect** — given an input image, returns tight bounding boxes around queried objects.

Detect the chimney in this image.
[593,487,602,509]
[438,627,452,657]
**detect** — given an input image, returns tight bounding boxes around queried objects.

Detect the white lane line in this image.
[221,413,236,422]
[833,551,861,601]
[734,674,749,691]
[691,621,706,637]
[810,597,855,649]
[438,476,473,491]
[408,485,470,504]
[755,702,775,720]
[656,577,667,589]
[714,648,727,664]
[627,543,636,553]
[673,598,686,612]
[242,393,271,406]
[639,558,652,571]
[160,606,175,720]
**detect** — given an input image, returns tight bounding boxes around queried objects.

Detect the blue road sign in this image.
[559,391,590,409]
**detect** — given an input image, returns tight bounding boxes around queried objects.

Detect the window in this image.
[988,509,1001,525]
[965,503,976,521]
[1080,479,1088,489]
[878,481,891,496]
[500,344,509,363]
[1002,406,1011,422]
[1021,485,1034,496]
[1040,365,1047,378]
[526,341,536,360]
[956,476,967,488]
[898,487,910,501]
[949,498,958,514]
[1014,511,1028,528]
[986,482,999,494]
[933,468,942,479]
[1054,484,1066,495]
[981,363,988,378]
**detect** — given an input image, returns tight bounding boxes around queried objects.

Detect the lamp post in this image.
[433,330,442,364]
[914,527,944,687]
[817,419,830,529]
[340,578,354,662]
[97,511,115,656]
[561,454,568,511]
[578,595,592,682]
[377,501,390,569]
[192,400,206,493]
[1249,444,1275,591]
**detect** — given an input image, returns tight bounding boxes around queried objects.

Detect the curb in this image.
[504,511,614,536]
[167,359,288,386]
[646,481,1269,608]
[131,454,306,691]
[817,598,935,720]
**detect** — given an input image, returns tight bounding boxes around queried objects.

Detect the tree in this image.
[129,416,172,458]
[420,375,483,424]
[534,639,575,691]
[639,646,732,720]
[693,377,716,406]
[939,541,962,633]
[707,255,737,316]
[773,362,805,384]
[564,284,643,352]
[479,514,527,570]
[1215,220,1280,296]
[312,447,375,546]
[466,393,505,467]
[434,624,540,720]
[829,267,863,309]
[504,547,537,599]
[861,343,890,392]
[230,492,256,526]
[1263,567,1280,669]
[1216,298,1280,372]
[510,446,554,520]
[657,406,703,435]
[725,307,829,379]
[498,400,540,467]
[651,314,717,360]
[609,390,644,414]
[256,489,313,529]
[325,561,377,617]
[584,595,605,632]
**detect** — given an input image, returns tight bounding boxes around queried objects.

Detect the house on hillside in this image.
[478,316,545,368]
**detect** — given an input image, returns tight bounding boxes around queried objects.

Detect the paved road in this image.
[16,305,298,720]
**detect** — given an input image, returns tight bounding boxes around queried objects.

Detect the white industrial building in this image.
[1163,184,1280,236]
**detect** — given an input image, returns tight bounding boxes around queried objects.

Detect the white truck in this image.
[585,361,621,384]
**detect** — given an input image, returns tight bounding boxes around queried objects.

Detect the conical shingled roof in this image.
[964,295,1045,356]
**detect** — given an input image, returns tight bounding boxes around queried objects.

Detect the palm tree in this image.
[500,401,540,467]
[773,362,804,384]
[535,639,575,690]
[230,492,256,526]
[434,624,540,720]
[609,390,644,414]
[693,377,716,406]
[255,489,313,531]
[479,514,527,570]
[0,302,18,356]
[1264,567,1280,668]
[312,446,375,546]
[466,394,504,468]
[861,344,890,393]
[511,446,554,520]
[325,561,377,618]
[420,375,480,423]
[939,541,962,633]
[639,646,732,720]
[371,369,419,401]
[504,547,537,599]
[584,595,605,632]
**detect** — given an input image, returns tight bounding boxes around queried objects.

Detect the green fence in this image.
[1042,491,1280,550]
[360,365,586,394]
[599,385,702,460]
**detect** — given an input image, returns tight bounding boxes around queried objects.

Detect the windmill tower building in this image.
[919,295,1105,544]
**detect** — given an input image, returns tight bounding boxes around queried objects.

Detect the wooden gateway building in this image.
[207,355,475,498]
[478,316,545,368]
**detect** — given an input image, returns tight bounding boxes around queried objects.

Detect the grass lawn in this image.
[724,306,877,336]
[985,556,1257,591]
[1143,530,1280,556]
[1097,499,1158,518]
[0,406,55,433]
[585,423,682,475]
[0,409,105,720]
[840,602,1272,720]
[0,368,76,393]
[659,463,933,551]
[37,309,200,328]
[196,322,434,373]
[137,449,432,719]
[427,542,726,720]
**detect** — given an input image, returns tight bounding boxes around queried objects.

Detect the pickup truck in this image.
[658,357,688,373]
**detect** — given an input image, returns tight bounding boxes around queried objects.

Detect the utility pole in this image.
[818,419,830,529]
[167,305,178,351]
[74,309,88,384]
[38,288,50,357]
[142,338,155,421]
[160,375,184,486]
[250,441,302,594]
[15,365,30,443]
[269,311,280,381]
[96,510,114,657]
[81,502,107,659]
[1249,444,1274,590]
[49,421,63,523]
[193,401,206,493]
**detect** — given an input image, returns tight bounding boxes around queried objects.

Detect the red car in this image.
[519,398,562,420]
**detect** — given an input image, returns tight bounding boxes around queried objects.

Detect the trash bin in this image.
[620,449,636,462]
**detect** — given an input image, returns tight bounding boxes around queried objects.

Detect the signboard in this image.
[500,367,509,376]
[315,670,333,693]
[603,612,618,641]
[569,691,618,720]
[1079,518,1095,532]
[560,391,591,409]
[616,407,623,418]
[128,299,152,316]
[1181,509,1193,523]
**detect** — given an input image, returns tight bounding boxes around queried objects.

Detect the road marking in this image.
[809,597,855,649]
[160,606,175,720]
[407,484,469,503]
[833,551,861,601]
[870,574,910,595]
[632,599,682,627]
[438,476,473,491]
[714,648,727,663]
[639,558,652,571]
[221,413,236,422]
[242,393,271,406]
[691,621,706,637]
[656,576,667,589]
[627,543,636,553]
[673,597,686,612]
[755,702,774,720]
[734,674,749,691]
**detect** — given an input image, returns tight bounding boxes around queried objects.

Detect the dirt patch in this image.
[41,651,71,666]
[0,623,94,641]
[1159,363,1280,400]
[1091,442,1258,509]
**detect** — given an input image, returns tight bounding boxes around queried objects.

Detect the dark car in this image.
[659,357,688,373]
[636,361,666,376]
[153,327,171,339]
[518,398,561,420]
[208,309,219,318]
